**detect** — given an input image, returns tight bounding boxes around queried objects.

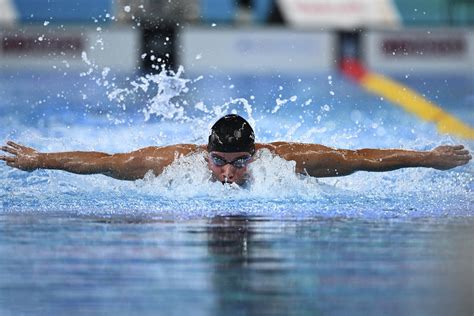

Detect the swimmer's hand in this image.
[428,145,471,170]
[1,141,41,171]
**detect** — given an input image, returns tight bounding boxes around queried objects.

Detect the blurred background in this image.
[0,0,473,143]
[1,0,473,73]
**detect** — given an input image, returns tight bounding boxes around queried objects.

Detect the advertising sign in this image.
[364,29,474,72]
[0,26,139,72]
[179,28,335,73]
[277,0,400,29]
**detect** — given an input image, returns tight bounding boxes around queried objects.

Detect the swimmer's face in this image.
[207,151,254,185]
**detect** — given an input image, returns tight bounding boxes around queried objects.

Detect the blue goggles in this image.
[209,153,252,169]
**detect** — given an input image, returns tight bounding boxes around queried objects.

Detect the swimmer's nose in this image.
[221,164,235,182]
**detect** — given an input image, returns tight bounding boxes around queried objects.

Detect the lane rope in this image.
[341,58,474,140]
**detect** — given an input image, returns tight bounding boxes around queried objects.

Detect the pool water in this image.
[1,215,473,315]
[0,69,473,315]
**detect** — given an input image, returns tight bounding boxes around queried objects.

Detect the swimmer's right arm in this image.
[1,141,200,180]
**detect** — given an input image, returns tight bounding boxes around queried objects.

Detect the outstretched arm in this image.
[263,142,471,177]
[1,141,200,180]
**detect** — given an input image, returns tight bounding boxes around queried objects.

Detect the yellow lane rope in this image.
[360,73,474,140]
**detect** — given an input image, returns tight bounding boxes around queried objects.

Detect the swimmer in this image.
[1,114,471,185]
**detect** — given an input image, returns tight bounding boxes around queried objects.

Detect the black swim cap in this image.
[208,114,255,154]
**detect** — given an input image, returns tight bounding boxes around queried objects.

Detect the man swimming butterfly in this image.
[1,114,471,185]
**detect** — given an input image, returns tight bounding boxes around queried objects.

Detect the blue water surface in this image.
[0,68,473,315]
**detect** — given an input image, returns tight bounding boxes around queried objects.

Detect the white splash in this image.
[140,66,190,121]
[272,95,297,114]
[222,98,256,127]
[131,149,325,201]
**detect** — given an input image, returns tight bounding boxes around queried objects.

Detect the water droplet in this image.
[322,104,331,111]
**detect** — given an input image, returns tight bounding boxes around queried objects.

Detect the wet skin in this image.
[0,141,472,182]
[206,151,253,185]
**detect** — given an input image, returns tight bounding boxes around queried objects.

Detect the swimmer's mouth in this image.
[209,175,232,185]
[221,178,234,185]
[222,177,249,187]
[211,175,248,186]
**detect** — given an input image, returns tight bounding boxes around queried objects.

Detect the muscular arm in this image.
[1,141,201,180]
[259,142,471,177]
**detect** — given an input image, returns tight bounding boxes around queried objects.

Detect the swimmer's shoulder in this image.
[255,142,331,156]
[255,142,287,152]
[134,144,206,158]
[255,142,291,157]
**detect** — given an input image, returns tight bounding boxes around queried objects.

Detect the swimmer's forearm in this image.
[38,151,113,174]
[36,151,157,180]
[296,149,430,177]
[297,149,430,177]
[357,145,471,172]
[35,145,199,180]
[307,149,435,176]
[293,146,468,177]
[354,149,432,172]
[275,144,433,177]
[2,142,193,180]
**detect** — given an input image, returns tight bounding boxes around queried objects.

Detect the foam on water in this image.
[136,149,324,200]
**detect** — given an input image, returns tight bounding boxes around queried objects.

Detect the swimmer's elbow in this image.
[103,171,147,181]
[97,154,141,180]
[296,151,360,177]
[102,154,164,181]
[302,167,356,178]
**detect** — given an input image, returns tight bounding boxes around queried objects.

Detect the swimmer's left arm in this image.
[270,143,471,177]
[1,141,201,180]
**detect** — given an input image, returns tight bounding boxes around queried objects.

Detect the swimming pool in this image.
[1,69,473,314]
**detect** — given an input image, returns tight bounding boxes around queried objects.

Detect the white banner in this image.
[0,26,139,72]
[179,28,335,73]
[364,29,474,72]
[277,0,400,29]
